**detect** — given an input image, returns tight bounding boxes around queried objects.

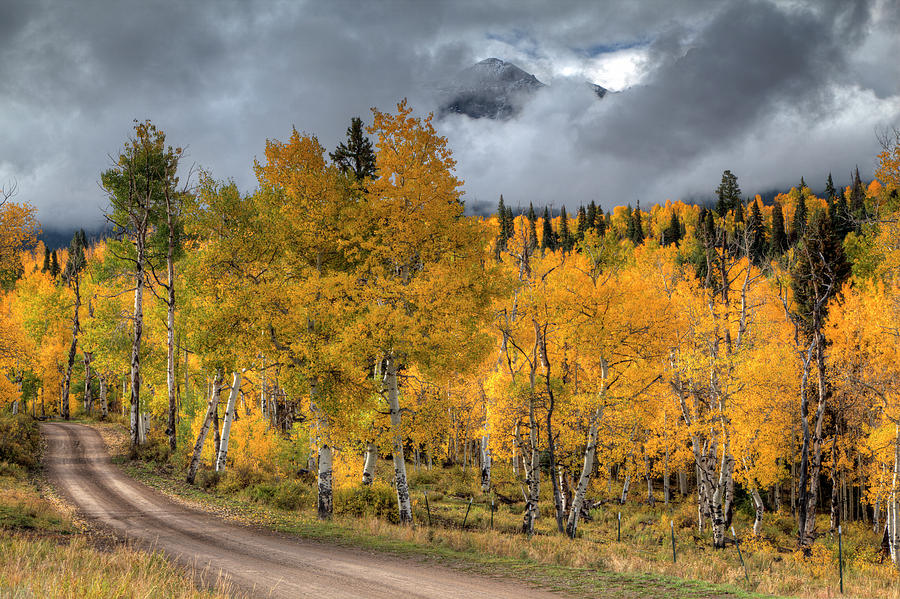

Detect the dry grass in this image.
[0,440,233,599]
[0,534,237,599]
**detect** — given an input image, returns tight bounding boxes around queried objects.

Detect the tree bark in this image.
[186,371,222,484]
[129,235,145,446]
[362,442,377,485]
[99,376,108,419]
[215,371,242,472]
[384,354,412,524]
[62,276,80,420]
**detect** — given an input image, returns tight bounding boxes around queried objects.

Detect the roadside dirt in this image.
[41,422,564,598]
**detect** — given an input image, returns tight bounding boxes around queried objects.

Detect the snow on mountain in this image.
[438,58,607,120]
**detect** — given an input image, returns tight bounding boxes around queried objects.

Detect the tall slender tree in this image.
[770,201,788,256]
[102,120,181,447]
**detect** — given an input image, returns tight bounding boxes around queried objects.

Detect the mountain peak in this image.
[439,58,545,120]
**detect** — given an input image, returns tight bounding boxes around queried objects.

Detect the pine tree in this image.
[495,195,509,259]
[832,194,853,240]
[849,166,866,220]
[770,201,788,256]
[630,203,644,246]
[792,189,808,244]
[586,201,597,233]
[541,207,556,252]
[665,209,681,246]
[575,205,587,242]
[559,206,573,252]
[41,245,50,273]
[329,117,377,180]
[747,201,766,265]
[800,176,807,191]
[825,173,837,200]
[734,200,744,223]
[716,170,741,217]
[596,210,607,236]
[49,250,60,278]
[527,203,538,251]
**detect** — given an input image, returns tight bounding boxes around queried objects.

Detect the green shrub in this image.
[0,415,41,472]
[127,432,170,464]
[335,482,398,523]
[243,480,311,511]
[195,469,221,490]
[408,469,439,488]
[219,463,269,494]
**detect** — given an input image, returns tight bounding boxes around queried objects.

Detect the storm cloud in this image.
[1,0,898,229]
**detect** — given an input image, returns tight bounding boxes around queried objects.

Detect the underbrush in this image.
[0,413,41,471]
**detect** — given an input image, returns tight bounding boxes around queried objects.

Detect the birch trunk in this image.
[83,351,92,415]
[129,236,145,447]
[215,371,242,472]
[566,413,599,537]
[888,424,900,569]
[521,399,540,535]
[317,442,333,519]
[62,276,80,420]
[362,442,377,486]
[99,376,108,419]
[384,354,412,524]
[186,371,222,484]
[480,432,491,493]
[751,487,765,536]
[165,199,178,453]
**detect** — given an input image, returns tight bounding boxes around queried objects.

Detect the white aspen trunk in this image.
[566,415,599,537]
[83,352,92,415]
[215,371,242,472]
[384,354,412,524]
[99,376,108,419]
[62,277,80,420]
[512,420,520,477]
[362,442,377,486]
[620,473,632,504]
[663,436,670,506]
[259,356,266,416]
[751,487,765,536]
[186,371,222,484]
[679,470,687,496]
[129,238,145,447]
[165,202,177,453]
[889,425,900,569]
[522,422,541,535]
[318,442,333,519]
[480,433,491,493]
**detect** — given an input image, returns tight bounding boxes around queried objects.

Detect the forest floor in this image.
[36,419,762,599]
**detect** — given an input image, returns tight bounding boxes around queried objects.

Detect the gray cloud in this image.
[0,0,897,230]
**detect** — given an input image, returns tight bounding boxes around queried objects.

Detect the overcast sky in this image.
[2,0,899,230]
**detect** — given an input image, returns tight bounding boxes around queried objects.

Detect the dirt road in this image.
[42,422,563,598]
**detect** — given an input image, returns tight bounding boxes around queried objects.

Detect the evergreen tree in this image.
[596,210,607,236]
[849,166,866,220]
[49,250,60,278]
[41,245,50,273]
[664,209,681,246]
[832,194,853,240]
[716,170,741,216]
[527,203,538,251]
[625,205,634,241]
[575,205,587,242]
[792,189,808,244]
[630,203,644,246]
[734,200,744,224]
[799,176,807,191]
[790,211,850,334]
[559,206,573,252]
[747,201,766,265]
[586,201,597,233]
[541,207,556,252]
[770,201,788,256]
[825,173,837,200]
[495,195,509,259]
[329,116,376,180]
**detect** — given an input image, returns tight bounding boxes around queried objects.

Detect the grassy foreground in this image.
[0,414,232,599]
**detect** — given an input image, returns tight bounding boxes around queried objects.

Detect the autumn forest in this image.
[4,101,900,588]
